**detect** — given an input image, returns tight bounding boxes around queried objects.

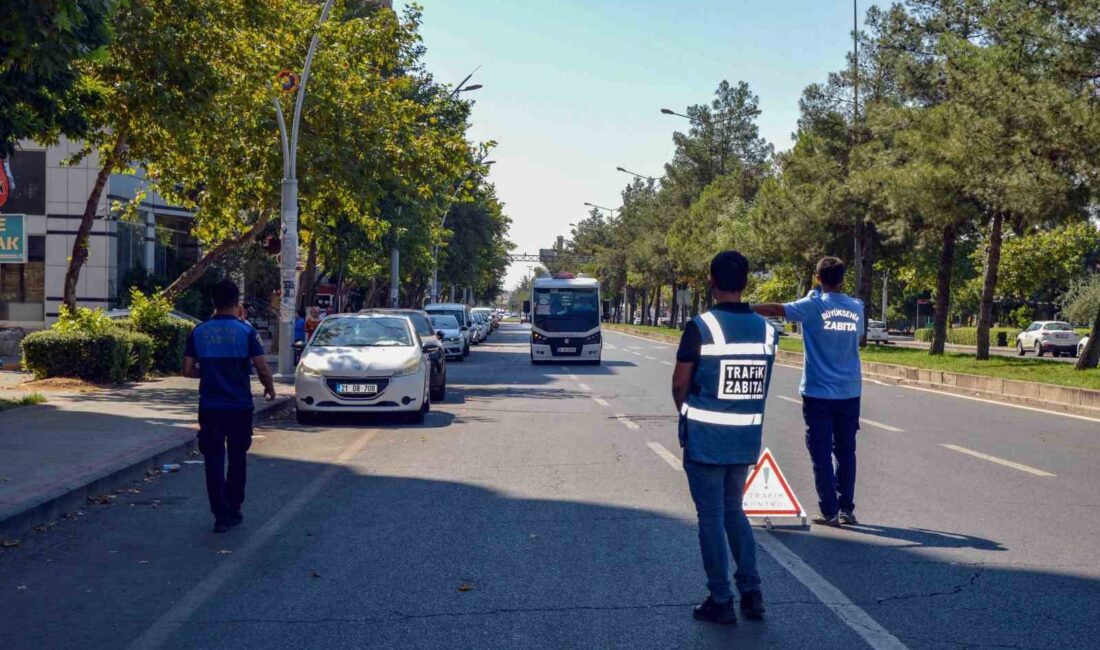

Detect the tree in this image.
[0,0,111,156]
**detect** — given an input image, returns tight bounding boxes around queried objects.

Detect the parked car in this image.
[866,319,889,344]
[1016,321,1080,357]
[429,314,465,361]
[1079,335,1090,358]
[424,303,473,356]
[361,308,446,400]
[472,311,491,341]
[764,317,788,337]
[294,313,431,425]
[105,308,201,325]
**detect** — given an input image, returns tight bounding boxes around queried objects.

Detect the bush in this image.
[913,326,1018,347]
[121,331,154,381]
[139,318,192,374]
[22,330,134,383]
[53,305,116,335]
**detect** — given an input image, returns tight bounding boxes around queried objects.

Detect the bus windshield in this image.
[533,288,599,333]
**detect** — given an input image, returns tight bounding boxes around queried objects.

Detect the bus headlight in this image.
[583,332,602,345]
[532,331,548,344]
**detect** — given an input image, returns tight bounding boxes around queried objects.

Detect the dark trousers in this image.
[683,457,760,601]
[801,395,860,518]
[197,409,253,521]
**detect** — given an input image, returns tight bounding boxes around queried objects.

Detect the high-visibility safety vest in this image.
[680,307,778,465]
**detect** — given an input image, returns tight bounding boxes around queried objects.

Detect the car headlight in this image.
[447,336,461,342]
[297,359,323,377]
[393,356,422,377]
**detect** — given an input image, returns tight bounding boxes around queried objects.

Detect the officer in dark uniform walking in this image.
[672,250,778,625]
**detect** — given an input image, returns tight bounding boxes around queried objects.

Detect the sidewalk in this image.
[0,372,291,540]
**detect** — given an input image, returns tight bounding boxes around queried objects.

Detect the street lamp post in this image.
[583,202,618,217]
[429,158,494,304]
[615,166,656,182]
[273,0,336,382]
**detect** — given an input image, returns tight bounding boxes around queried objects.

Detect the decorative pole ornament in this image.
[276,69,300,94]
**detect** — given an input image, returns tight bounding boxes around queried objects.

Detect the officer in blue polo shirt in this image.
[183,280,276,533]
[754,256,864,527]
[673,251,777,625]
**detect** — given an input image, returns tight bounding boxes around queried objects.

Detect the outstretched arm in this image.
[752,303,786,319]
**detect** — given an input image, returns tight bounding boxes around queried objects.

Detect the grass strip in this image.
[0,393,47,413]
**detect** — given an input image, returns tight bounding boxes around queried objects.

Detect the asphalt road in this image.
[2,323,1098,649]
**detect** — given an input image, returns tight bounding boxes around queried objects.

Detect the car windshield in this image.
[430,315,459,330]
[310,317,413,347]
[869,321,885,329]
[427,309,465,327]
[533,288,599,333]
[1044,323,1073,331]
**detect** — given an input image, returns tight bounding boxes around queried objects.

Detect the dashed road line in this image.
[643,355,657,361]
[777,395,802,405]
[940,444,1056,477]
[568,373,579,381]
[661,360,674,366]
[615,413,640,430]
[578,383,591,392]
[646,441,681,469]
[592,396,609,407]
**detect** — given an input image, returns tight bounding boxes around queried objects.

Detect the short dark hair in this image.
[211,279,240,310]
[710,250,749,292]
[816,257,846,287]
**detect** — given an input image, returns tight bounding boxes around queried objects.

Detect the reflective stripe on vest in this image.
[680,402,763,426]
[698,317,776,357]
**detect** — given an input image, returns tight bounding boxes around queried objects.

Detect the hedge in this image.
[22,329,154,384]
[915,326,1091,347]
[121,318,193,374]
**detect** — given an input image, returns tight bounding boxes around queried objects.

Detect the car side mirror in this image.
[436,330,445,338]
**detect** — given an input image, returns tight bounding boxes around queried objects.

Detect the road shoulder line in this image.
[940,444,1056,477]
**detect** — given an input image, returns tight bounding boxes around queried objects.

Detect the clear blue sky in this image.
[398,1,872,288]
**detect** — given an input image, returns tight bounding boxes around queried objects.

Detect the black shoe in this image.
[838,510,858,526]
[812,514,841,527]
[692,597,736,625]
[740,591,765,620]
[228,512,244,528]
[213,520,231,534]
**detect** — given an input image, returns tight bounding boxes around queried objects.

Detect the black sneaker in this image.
[213,520,231,534]
[812,514,841,527]
[740,591,765,620]
[838,510,858,526]
[692,597,736,625]
[228,512,244,528]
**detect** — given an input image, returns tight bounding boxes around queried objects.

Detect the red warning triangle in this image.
[742,448,805,517]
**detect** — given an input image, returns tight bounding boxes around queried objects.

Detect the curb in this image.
[605,325,1100,420]
[0,396,292,542]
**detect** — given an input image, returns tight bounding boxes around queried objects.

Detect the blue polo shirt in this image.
[185,315,264,411]
[784,290,864,400]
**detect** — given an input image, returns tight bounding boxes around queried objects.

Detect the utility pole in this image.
[882,270,888,322]
[274,0,336,381]
[851,0,863,298]
[389,206,402,308]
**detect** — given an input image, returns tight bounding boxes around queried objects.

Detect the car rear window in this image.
[1044,323,1073,331]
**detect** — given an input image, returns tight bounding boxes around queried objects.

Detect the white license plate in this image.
[336,383,378,394]
[1055,334,1068,339]
[557,347,577,353]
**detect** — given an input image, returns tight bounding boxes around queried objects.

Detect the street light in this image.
[429,158,495,304]
[616,166,656,182]
[273,0,337,382]
[660,107,691,119]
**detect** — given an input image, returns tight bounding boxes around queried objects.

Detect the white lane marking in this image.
[578,383,591,392]
[568,373,579,380]
[859,417,904,433]
[560,366,569,371]
[643,355,657,361]
[592,396,609,407]
[605,329,676,347]
[604,343,617,350]
[756,532,911,650]
[940,444,1056,477]
[128,428,381,650]
[661,360,674,366]
[615,413,640,430]
[646,441,681,469]
[776,395,904,432]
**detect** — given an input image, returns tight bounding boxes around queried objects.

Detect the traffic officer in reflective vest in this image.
[672,250,777,625]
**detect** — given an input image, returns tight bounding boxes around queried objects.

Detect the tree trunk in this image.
[63,133,127,312]
[931,223,958,356]
[975,212,1004,361]
[669,283,679,329]
[1075,299,1100,370]
[654,285,663,327]
[160,211,272,302]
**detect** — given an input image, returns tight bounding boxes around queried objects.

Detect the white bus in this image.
[527,276,602,365]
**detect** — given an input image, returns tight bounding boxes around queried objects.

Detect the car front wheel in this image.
[1017,341,1025,356]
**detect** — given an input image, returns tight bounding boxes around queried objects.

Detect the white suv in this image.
[1016,321,1080,357]
[866,320,889,344]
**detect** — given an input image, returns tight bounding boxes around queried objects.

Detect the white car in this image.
[294,313,431,425]
[1016,321,1080,357]
[1079,335,1090,358]
[866,320,889,344]
[473,311,491,341]
[429,314,465,361]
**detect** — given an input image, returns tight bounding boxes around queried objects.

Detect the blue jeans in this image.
[683,457,760,602]
[801,395,860,518]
